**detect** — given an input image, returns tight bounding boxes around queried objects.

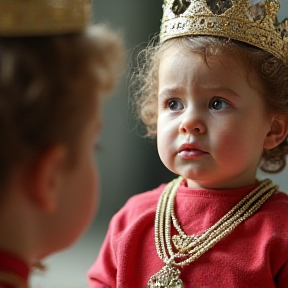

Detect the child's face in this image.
[157,45,272,189]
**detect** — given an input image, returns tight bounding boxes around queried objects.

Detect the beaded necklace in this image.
[148,177,278,288]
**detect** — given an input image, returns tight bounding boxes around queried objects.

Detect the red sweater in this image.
[88,180,288,288]
[0,250,29,288]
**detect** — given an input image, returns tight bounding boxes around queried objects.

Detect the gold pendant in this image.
[148,264,183,288]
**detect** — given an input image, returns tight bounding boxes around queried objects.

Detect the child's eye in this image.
[168,99,184,111]
[209,98,229,110]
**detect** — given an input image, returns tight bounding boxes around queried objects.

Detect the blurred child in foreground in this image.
[0,0,124,287]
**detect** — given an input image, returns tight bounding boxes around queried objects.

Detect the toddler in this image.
[0,0,123,287]
[88,0,288,287]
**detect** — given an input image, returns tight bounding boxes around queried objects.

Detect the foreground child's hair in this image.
[132,35,288,172]
[0,25,123,189]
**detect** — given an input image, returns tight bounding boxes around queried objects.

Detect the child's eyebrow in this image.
[204,86,240,97]
[158,87,186,98]
[158,85,240,99]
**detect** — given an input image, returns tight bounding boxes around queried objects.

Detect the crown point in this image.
[263,1,279,21]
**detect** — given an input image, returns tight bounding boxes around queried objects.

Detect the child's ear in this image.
[28,145,67,212]
[264,115,288,150]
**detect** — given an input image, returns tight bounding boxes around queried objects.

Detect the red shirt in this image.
[0,250,29,288]
[88,180,288,288]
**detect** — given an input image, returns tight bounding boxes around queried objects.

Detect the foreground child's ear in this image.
[28,145,67,212]
[264,115,288,150]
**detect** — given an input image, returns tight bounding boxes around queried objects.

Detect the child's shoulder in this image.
[109,183,167,229]
[268,191,288,210]
[267,190,288,210]
[259,191,288,227]
[127,183,167,205]
[123,183,167,214]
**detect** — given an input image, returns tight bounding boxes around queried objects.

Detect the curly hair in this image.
[0,24,124,188]
[131,35,288,173]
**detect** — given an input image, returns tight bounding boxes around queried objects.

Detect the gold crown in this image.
[160,0,288,65]
[0,0,92,36]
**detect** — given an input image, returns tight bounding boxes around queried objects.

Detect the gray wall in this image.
[278,0,288,22]
[92,0,175,227]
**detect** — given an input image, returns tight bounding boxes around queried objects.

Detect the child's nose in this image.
[179,112,206,135]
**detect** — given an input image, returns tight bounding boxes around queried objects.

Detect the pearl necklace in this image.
[148,177,278,288]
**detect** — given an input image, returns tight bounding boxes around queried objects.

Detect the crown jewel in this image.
[160,0,288,65]
[0,0,92,36]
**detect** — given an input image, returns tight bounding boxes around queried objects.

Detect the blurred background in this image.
[31,0,288,287]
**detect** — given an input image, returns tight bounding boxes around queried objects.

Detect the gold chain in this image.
[148,177,278,288]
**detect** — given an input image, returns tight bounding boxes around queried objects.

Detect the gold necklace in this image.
[148,177,278,288]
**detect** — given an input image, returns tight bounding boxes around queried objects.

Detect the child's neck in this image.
[186,177,259,189]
